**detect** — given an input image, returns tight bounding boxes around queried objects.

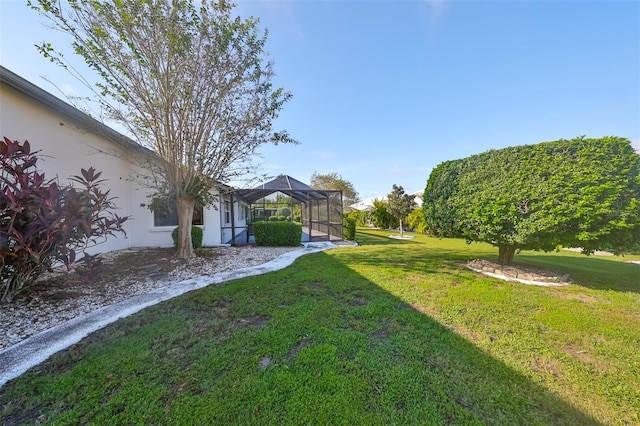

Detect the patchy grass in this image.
[1,228,638,424]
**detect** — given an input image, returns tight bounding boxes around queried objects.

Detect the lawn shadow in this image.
[516,253,640,294]
[0,250,604,424]
[355,230,412,246]
[283,252,602,424]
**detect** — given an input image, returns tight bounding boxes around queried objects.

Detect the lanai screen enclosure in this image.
[233,175,343,245]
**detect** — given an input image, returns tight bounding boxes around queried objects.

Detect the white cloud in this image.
[419,0,450,25]
[312,150,334,160]
[424,0,448,18]
[60,83,78,96]
[260,163,286,171]
[631,138,640,153]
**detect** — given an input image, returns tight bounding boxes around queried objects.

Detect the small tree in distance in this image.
[387,184,416,238]
[310,171,359,208]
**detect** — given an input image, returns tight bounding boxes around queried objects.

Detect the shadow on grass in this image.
[0,251,601,425]
[357,228,639,294]
[517,253,640,294]
[355,230,410,246]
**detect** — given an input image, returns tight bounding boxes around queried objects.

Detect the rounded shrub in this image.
[172,226,203,249]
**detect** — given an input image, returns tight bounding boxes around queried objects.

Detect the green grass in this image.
[1,228,639,425]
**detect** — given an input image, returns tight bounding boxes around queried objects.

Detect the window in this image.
[224,201,231,224]
[239,204,246,221]
[153,201,204,227]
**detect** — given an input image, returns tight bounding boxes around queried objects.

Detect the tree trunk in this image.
[399,219,404,237]
[498,245,516,265]
[175,196,196,259]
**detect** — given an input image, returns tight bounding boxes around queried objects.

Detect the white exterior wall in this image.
[0,82,228,252]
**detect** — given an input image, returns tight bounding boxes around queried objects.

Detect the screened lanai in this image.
[231,175,343,245]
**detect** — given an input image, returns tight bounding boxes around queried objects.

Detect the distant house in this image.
[349,191,422,211]
[0,66,248,252]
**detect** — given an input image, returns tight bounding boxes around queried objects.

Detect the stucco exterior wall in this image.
[0,82,239,252]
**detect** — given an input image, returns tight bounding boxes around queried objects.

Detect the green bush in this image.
[407,207,429,234]
[268,216,279,221]
[346,210,367,227]
[343,217,356,240]
[254,221,302,246]
[278,207,291,217]
[172,226,203,249]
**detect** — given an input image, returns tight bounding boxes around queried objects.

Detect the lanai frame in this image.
[231,175,343,245]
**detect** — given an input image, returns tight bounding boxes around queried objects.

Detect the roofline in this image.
[0,65,152,156]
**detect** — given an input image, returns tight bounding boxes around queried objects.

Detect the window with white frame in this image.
[153,200,204,227]
[224,201,231,224]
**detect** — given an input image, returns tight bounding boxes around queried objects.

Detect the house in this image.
[349,191,423,211]
[0,65,248,252]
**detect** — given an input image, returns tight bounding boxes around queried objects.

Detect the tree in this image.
[423,136,640,265]
[310,172,359,207]
[386,184,416,237]
[30,0,295,258]
[1,138,127,303]
[370,199,395,229]
[407,207,428,234]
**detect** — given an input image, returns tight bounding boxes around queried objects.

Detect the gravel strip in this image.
[0,246,299,351]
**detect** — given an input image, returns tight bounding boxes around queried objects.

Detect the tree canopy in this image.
[310,172,359,207]
[423,136,640,265]
[30,0,295,257]
[386,184,416,237]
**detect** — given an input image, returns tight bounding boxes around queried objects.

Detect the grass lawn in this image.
[1,228,639,425]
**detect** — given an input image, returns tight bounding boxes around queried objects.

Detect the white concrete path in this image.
[0,242,339,388]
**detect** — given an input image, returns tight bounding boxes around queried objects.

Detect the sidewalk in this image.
[0,242,344,387]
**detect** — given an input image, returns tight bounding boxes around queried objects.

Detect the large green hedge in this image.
[253,221,302,246]
[423,136,640,264]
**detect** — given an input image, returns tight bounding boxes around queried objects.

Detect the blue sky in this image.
[1,0,639,200]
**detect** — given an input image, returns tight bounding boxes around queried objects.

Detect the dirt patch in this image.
[258,356,273,370]
[23,247,181,302]
[286,339,311,360]
[239,316,269,329]
[548,291,599,304]
[347,296,368,306]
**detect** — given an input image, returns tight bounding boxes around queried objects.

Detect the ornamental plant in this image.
[0,137,127,303]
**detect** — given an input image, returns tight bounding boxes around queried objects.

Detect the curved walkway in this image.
[0,242,342,387]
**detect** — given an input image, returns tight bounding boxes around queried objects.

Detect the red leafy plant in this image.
[0,137,127,303]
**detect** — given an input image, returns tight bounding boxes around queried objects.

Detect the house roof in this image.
[350,196,385,211]
[350,191,423,211]
[0,66,151,156]
[235,175,338,204]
